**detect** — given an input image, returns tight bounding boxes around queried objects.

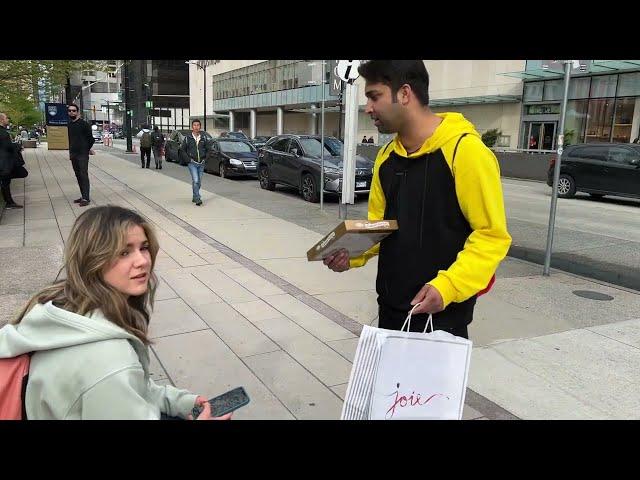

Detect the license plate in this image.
[356,181,367,188]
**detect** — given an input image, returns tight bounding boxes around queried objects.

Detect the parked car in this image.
[92,131,103,144]
[250,135,271,149]
[258,134,374,203]
[164,129,214,164]
[205,138,259,178]
[225,131,249,140]
[547,142,640,199]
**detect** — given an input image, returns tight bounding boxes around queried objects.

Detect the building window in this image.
[617,72,640,97]
[612,97,635,143]
[564,99,589,144]
[568,77,590,99]
[585,98,615,143]
[543,80,563,101]
[590,75,617,98]
[524,82,543,102]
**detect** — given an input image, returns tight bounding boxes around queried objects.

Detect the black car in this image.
[205,138,259,178]
[258,134,374,203]
[250,135,271,149]
[165,129,214,164]
[547,143,640,199]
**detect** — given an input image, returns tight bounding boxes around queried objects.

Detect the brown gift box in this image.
[307,220,399,261]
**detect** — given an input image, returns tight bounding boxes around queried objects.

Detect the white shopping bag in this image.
[341,304,472,420]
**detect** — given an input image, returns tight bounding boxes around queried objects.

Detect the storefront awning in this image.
[429,94,522,107]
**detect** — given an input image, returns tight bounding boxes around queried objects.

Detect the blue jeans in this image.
[187,161,205,201]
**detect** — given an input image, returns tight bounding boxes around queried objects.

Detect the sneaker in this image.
[195,200,203,206]
[78,199,90,207]
[73,198,83,203]
[5,203,23,209]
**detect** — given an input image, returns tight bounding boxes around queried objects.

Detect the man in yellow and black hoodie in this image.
[324,60,511,338]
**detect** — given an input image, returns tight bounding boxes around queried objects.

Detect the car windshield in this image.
[323,137,343,156]
[219,140,255,153]
[299,138,334,158]
[228,132,247,139]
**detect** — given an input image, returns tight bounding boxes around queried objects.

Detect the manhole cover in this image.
[572,290,614,301]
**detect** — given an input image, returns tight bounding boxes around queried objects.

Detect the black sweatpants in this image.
[70,153,90,201]
[140,147,151,168]
[152,147,163,168]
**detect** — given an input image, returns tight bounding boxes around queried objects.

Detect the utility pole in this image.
[123,60,133,153]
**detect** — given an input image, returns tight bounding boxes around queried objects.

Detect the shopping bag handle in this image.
[401,303,434,333]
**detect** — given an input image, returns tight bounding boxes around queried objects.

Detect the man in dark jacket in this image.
[0,112,23,209]
[66,103,95,207]
[179,119,211,206]
[151,126,164,170]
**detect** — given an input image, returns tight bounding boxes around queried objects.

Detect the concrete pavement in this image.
[2,143,640,419]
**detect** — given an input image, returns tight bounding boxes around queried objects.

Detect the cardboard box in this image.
[307,220,398,261]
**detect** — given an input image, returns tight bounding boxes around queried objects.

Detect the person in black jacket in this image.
[0,112,23,209]
[66,104,95,207]
[179,119,211,206]
[151,126,164,170]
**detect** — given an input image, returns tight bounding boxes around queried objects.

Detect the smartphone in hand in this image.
[192,387,250,419]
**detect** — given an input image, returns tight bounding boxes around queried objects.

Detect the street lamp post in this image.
[123,60,133,153]
[543,60,573,276]
[186,61,220,132]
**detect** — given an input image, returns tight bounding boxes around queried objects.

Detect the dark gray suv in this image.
[547,143,640,199]
[257,134,374,203]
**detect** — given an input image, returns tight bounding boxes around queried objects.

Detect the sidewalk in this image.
[3,144,640,419]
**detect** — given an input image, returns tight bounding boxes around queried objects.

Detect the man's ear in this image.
[397,84,411,106]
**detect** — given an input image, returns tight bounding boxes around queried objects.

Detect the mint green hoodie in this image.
[0,301,198,420]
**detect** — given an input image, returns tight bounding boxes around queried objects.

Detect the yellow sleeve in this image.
[427,136,512,307]
[349,145,389,269]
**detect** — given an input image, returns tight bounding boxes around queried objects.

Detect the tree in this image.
[0,60,107,105]
[481,128,502,147]
[2,93,42,129]
[564,129,576,146]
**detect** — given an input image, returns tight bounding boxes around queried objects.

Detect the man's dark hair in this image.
[192,119,201,126]
[67,103,80,112]
[358,60,430,106]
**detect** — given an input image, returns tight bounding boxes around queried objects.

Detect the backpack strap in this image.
[451,133,469,169]
[450,132,496,297]
[380,141,393,157]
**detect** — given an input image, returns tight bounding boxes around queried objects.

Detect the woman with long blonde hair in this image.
[0,205,229,420]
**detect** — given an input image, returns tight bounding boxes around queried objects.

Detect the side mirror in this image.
[631,158,640,166]
[291,148,299,156]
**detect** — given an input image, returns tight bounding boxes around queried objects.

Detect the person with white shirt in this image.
[179,119,211,206]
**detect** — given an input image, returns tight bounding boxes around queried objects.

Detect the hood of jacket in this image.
[0,301,144,359]
[389,112,481,158]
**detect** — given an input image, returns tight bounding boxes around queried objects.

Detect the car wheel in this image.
[557,174,576,198]
[589,193,604,199]
[219,162,227,178]
[301,173,319,203]
[259,165,275,190]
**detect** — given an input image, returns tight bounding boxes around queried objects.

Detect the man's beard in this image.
[375,121,396,134]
